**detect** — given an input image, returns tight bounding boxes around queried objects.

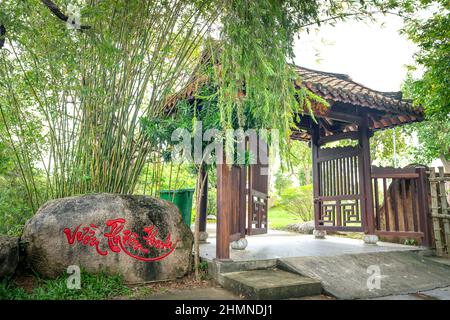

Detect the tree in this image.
[0,0,217,208]
[400,0,450,170]
[0,1,411,206]
[0,0,422,280]
[370,127,415,168]
[215,0,410,159]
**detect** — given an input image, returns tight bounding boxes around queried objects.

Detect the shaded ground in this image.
[141,286,336,300]
[11,274,35,293]
[370,286,450,300]
[116,272,216,299]
[143,287,241,300]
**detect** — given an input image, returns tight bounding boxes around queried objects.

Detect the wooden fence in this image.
[371,166,431,246]
[429,167,450,257]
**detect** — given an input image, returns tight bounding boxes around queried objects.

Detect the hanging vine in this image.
[210,0,333,161]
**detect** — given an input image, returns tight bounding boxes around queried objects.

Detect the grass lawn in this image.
[268,206,303,230]
[1,270,214,300]
[0,272,131,300]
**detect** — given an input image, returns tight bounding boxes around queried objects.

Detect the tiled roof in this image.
[164,63,423,132]
[294,66,422,117]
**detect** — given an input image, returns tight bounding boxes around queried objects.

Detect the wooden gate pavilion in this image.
[165,64,432,261]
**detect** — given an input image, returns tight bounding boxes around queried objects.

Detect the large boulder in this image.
[286,221,315,234]
[21,194,193,283]
[0,235,19,277]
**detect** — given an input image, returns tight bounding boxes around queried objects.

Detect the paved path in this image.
[279,251,450,299]
[200,231,421,262]
[142,285,450,300]
[371,286,450,300]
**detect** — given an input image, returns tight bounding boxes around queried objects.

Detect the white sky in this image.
[293,14,418,92]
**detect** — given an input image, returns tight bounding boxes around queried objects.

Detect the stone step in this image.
[221,268,322,300]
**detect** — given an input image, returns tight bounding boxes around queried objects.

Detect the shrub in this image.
[278,184,313,222]
[0,176,35,236]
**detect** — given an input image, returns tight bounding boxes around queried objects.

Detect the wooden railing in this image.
[371,166,431,246]
[429,167,450,257]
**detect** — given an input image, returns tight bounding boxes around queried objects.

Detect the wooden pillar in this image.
[216,161,231,260]
[239,165,247,238]
[358,112,375,234]
[311,122,321,229]
[199,165,208,233]
[417,167,432,247]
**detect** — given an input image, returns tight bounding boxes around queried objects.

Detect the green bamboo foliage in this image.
[0,0,406,213]
[0,0,216,209]
[213,0,325,160]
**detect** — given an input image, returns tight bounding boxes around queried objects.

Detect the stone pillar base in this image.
[231,238,248,250]
[313,229,326,239]
[363,234,379,245]
[199,231,209,242]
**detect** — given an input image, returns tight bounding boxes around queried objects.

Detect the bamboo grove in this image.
[0,0,412,213]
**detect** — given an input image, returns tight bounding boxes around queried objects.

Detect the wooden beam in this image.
[319,118,334,135]
[371,166,418,178]
[318,131,359,146]
[290,131,310,141]
[317,110,362,124]
[375,231,424,238]
[318,145,359,161]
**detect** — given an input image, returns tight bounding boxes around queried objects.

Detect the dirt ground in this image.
[117,272,227,299]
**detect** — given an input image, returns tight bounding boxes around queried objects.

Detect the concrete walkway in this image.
[371,286,450,300]
[141,285,450,300]
[199,227,422,262]
[279,251,450,299]
[197,225,450,300]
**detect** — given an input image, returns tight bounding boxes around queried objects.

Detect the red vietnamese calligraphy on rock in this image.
[63,218,177,261]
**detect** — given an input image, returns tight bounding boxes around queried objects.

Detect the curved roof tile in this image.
[294,66,422,116]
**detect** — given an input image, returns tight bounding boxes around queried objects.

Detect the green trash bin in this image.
[160,188,195,227]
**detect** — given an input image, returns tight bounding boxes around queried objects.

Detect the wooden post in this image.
[438,167,450,255]
[417,167,432,247]
[199,165,208,233]
[216,161,231,260]
[429,168,443,254]
[358,112,375,234]
[239,165,247,238]
[247,163,253,236]
[311,122,321,229]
